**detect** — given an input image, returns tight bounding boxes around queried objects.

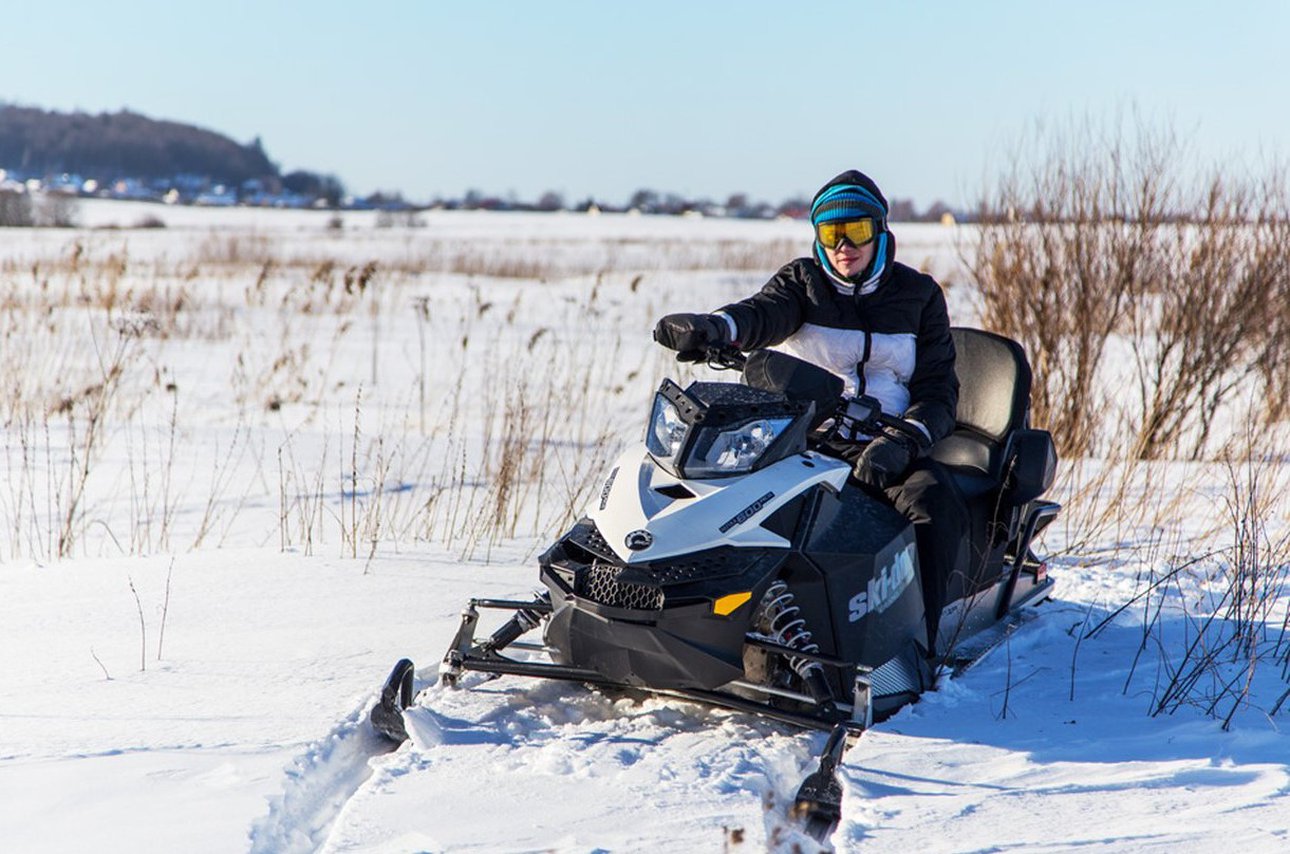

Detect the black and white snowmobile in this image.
[371,327,1059,840]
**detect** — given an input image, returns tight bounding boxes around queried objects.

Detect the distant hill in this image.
[0,105,278,185]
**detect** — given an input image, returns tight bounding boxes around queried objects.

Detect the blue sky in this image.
[3,1,1287,207]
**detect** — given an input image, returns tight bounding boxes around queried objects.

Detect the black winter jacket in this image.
[718,257,959,443]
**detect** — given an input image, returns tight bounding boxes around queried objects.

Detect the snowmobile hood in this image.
[588,445,850,564]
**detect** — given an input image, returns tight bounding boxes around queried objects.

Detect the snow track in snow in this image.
[317,672,840,852]
[248,698,402,854]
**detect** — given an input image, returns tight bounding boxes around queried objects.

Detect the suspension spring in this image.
[759,580,824,682]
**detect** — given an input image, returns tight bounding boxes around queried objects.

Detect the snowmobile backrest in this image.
[931,328,1034,493]
[949,327,1031,441]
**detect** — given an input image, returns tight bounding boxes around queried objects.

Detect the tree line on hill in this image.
[0,104,345,207]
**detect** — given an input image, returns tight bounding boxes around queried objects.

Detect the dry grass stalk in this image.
[970,117,1290,463]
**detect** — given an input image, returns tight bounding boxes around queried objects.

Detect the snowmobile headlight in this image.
[683,416,796,477]
[644,379,809,479]
[646,394,688,461]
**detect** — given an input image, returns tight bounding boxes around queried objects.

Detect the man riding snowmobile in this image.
[370,170,1060,842]
[653,169,965,652]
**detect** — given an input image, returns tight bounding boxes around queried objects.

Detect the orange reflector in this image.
[713,591,752,616]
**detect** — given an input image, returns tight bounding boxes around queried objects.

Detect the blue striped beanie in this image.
[810,184,887,227]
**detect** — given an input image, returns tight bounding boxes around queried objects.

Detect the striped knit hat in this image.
[809,170,894,294]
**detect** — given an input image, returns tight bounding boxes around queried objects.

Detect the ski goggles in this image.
[814,217,882,249]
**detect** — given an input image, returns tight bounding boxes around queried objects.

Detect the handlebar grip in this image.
[876,412,931,448]
[675,344,745,370]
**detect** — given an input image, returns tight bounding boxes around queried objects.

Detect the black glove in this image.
[652,313,730,355]
[853,425,930,490]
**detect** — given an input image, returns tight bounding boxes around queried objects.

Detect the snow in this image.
[1,203,1287,852]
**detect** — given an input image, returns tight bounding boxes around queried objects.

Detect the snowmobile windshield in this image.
[645,380,811,479]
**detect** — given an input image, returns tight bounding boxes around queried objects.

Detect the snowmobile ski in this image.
[369,658,416,744]
[790,721,864,843]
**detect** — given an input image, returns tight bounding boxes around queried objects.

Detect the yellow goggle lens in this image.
[815,218,878,249]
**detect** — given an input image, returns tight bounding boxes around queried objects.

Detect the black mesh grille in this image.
[557,521,750,608]
[578,563,665,611]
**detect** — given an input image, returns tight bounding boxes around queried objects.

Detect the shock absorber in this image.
[758,580,834,708]
[480,591,550,654]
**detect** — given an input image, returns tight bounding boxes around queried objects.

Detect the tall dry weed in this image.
[970,118,1290,462]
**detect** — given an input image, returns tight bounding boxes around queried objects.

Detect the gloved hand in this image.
[652,313,730,355]
[853,426,929,490]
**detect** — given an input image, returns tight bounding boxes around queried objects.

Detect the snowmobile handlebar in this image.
[841,397,933,448]
[676,346,925,444]
[674,344,747,371]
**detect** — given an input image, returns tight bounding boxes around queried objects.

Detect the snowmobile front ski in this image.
[369,658,416,744]
[790,720,866,843]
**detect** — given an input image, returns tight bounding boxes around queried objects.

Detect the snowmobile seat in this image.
[931,328,1053,504]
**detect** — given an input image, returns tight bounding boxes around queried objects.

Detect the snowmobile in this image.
[370,327,1059,841]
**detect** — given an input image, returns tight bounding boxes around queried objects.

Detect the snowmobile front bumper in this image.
[534,525,795,693]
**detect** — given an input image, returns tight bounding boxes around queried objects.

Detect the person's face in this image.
[824,237,876,279]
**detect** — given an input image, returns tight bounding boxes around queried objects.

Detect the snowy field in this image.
[1,200,1287,852]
